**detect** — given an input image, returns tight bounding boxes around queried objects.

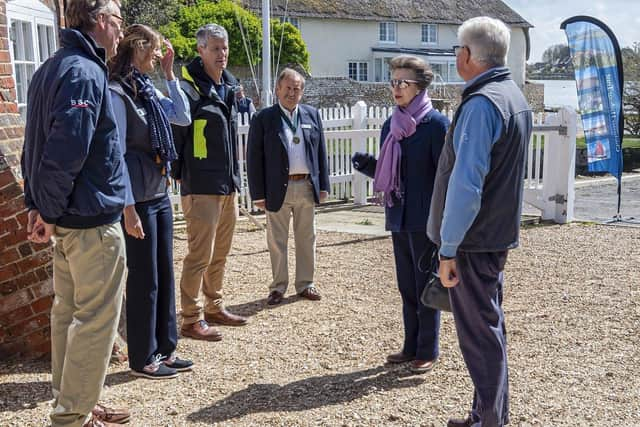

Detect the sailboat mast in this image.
[261,0,272,107]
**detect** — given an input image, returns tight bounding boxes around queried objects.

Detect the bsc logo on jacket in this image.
[70,99,91,108]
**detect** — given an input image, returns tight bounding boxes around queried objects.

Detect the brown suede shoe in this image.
[205,309,248,326]
[180,320,222,341]
[299,287,321,301]
[83,414,119,427]
[386,351,414,364]
[92,403,130,424]
[267,290,284,305]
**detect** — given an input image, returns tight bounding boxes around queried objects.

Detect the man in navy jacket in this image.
[21,1,130,425]
[247,68,330,305]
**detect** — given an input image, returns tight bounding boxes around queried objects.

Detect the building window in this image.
[448,62,463,82]
[7,0,58,116]
[430,63,447,81]
[421,24,438,44]
[348,62,368,82]
[374,57,392,82]
[379,22,396,43]
[279,16,299,29]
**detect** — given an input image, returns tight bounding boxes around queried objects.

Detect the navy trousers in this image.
[391,231,440,361]
[124,195,178,371]
[450,250,510,427]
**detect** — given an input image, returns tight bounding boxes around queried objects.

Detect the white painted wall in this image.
[299,17,528,87]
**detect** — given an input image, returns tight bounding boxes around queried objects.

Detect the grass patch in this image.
[575,137,640,149]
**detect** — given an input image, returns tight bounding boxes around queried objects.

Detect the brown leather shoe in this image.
[386,351,414,364]
[410,358,437,373]
[267,290,284,305]
[83,414,119,427]
[299,287,321,301]
[92,403,130,424]
[180,320,222,341]
[447,413,475,427]
[205,309,247,326]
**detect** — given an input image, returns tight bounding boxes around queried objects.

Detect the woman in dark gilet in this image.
[109,24,192,379]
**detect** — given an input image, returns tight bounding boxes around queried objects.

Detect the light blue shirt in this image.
[111,78,191,207]
[439,68,504,257]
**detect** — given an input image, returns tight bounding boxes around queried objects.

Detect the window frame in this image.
[379,22,397,44]
[348,61,369,82]
[421,23,438,45]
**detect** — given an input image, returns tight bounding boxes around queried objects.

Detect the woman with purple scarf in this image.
[352,55,449,373]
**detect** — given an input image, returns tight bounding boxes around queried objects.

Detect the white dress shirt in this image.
[279,103,309,175]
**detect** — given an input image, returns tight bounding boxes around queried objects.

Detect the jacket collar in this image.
[462,67,511,99]
[60,28,107,70]
[183,57,238,102]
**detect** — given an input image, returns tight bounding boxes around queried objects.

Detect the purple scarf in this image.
[374,90,433,206]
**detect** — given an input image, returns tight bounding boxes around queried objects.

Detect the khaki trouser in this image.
[180,193,237,326]
[50,223,126,427]
[266,180,316,294]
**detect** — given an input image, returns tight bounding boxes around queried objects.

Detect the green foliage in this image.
[121,0,183,28]
[159,0,310,71]
[160,0,261,66]
[270,20,310,71]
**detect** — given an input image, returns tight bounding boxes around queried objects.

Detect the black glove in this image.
[351,151,371,171]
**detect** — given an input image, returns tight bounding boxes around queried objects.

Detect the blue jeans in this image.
[124,195,177,371]
[391,231,440,361]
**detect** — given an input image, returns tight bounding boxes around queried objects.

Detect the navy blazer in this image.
[354,109,449,232]
[247,104,330,212]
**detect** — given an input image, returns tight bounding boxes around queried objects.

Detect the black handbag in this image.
[419,250,451,312]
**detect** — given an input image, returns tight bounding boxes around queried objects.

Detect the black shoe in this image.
[163,352,194,372]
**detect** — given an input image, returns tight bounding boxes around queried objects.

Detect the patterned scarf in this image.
[373,90,433,207]
[131,68,177,173]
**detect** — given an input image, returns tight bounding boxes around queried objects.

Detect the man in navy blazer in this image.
[247,68,330,305]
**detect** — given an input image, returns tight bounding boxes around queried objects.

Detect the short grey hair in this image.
[196,24,228,47]
[458,16,510,67]
[277,68,305,89]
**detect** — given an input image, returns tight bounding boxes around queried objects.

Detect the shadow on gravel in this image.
[187,365,424,423]
[225,295,305,318]
[0,369,135,413]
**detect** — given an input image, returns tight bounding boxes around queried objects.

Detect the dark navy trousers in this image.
[450,250,510,427]
[391,231,440,361]
[124,195,178,371]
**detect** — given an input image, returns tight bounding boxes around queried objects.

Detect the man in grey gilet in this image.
[427,17,533,427]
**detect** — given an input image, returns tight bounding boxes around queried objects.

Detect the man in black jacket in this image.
[247,68,330,305]
[21,1,130,425]
[172,24,247,341]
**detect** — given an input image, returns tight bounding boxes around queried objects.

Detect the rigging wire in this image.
[232,0,260,95]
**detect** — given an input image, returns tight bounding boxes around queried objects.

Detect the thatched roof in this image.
[242,0,532,28]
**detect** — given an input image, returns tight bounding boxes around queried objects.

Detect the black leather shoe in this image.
[267,290,284,305]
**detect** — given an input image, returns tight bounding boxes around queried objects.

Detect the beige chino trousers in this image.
[266,180,317,294]
[179,193,237,326]
[50,223,126,427]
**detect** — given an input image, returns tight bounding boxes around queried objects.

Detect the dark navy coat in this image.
[246,104,330,212]
[354,109,449,232]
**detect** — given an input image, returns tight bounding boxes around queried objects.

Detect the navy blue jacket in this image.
[21,29,126,228]
[246,104,330,212]
[353,109,449,232]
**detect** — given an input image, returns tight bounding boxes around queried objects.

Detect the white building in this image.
[244,0,532,87]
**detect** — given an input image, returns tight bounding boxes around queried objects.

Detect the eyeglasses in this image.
[389,79,419,89]
[453,45,468,56]
[102,12,123,33]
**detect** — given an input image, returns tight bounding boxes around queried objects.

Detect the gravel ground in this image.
[1,221,639,426]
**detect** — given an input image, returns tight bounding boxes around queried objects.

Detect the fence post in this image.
[541,106,576,223]
[352,101,368,205]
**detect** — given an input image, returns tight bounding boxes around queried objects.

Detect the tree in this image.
[541,43,570,65]
[624,82,640,136]
[160,0,310,71]
[121,0,183,28]
[621,42,640,82]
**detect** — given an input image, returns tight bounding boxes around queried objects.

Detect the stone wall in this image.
[0,0,54,360]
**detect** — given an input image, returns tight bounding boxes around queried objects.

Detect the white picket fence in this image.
[171,102,577,224]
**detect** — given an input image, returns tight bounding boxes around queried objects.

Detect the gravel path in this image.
[1,222,639,426]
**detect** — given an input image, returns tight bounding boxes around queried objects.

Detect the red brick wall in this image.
[0,0,54,360]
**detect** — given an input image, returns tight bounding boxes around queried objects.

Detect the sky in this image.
[502,0,640,62]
